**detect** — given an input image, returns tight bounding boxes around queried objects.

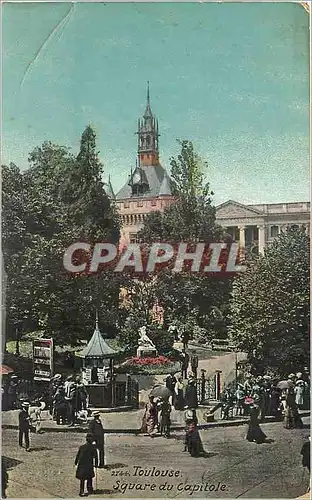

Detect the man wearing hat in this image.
[185,377,198,409]
[7,375,18,410]
[88,411,105,468]
[65,375,77,426]
[75,433,98,496]
[18,402,31,451]
[243,374,253,397]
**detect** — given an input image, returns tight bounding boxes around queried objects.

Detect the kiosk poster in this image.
[33,338,54,381]
[1,2,310,499]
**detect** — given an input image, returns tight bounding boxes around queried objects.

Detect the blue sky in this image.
[2,2,310,205]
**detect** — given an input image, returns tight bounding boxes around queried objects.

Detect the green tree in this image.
[136,140,231,342]
[117,277,157,353]
[2,128,121,349]
[2,162,43,349]
[139,140,222,244]
[63,125,120,243]
[229,227,310,376]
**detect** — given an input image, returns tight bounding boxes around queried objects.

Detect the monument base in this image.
[137,346,158,358]
[173,341,184,351]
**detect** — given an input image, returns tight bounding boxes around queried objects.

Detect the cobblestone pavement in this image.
[2,416,310,499]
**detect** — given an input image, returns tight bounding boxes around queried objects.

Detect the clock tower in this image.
[136,82,160,167]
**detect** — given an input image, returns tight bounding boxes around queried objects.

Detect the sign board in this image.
[82,368,92,385]
[97,367,105,383]
[33,338,54,381]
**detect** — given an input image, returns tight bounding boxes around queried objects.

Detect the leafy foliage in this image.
[2,126,121,348]
[229,227,310,376]
[62,126,120,243]
[136,140,231,343]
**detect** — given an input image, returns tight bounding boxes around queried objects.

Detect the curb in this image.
[0,418,263,435]
[2,411,309,436]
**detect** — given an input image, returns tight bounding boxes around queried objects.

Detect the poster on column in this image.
[2,1,310,499]
[33,338,54,381]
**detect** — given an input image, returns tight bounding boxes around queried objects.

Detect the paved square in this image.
[2,416,310,498]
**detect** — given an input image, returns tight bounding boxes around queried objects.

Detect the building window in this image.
[270,225,279,238]
[124,202,129,208]
[151,199,157,206]
[137,200,143,207]
[129,233,138,244]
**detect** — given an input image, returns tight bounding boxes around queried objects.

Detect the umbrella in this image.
[277,380,293,390]
[1,365,14,376]
[149,385,171,400]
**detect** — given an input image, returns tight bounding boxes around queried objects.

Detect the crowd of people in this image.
[2,351,310,496]
[141,366,310,460]
[216,371,310,426]
[48,374,90,426]
[141,395,207,458]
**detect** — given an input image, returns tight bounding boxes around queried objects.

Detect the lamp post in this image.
[235,350,238,387]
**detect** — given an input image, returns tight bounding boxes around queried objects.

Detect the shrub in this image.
[116,360,180,375]
[121,355,171,366]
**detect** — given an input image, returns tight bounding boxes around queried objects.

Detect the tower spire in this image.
[144,81,152,118]
[137,83,160,166]
[95,309,99,331]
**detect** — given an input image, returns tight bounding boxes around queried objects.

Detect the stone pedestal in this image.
[137,345,158,358]
[173,341,184,351]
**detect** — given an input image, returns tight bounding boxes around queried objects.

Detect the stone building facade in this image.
[215,200,310,254]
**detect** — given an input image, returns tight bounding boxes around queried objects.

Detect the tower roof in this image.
[143,81,153,118]
[103,175,115,199]
[158,172,173,196]
[80,316,117,358]
[117,164,172,200]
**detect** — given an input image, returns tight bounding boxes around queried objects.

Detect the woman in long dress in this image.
[184,409,206,457]
[174,377,185,410]
[246,403,267,444]
[141,395,157,436]
[294,379,305,409]
[285,387,303,429]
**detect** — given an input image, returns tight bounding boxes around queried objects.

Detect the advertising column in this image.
[33,338,54,381]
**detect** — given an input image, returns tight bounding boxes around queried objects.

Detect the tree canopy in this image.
[136,140,231,344]
[229,227,310,376]
[2,126,121,348]
[139,140,222,244]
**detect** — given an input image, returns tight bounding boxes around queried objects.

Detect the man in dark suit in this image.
[18,402,31,451]
[88,411,105,468]
[181,349,190,379]
[75,433,98,497]
[190,351,199,379]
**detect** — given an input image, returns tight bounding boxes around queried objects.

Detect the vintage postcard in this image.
[1,1,310,499]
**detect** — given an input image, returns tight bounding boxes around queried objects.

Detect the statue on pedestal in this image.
[137,326,157,358]
[138,326,156,348]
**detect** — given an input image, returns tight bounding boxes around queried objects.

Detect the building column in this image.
[301,223,309,234]
[257,225,265,254]
[238,225,246,248]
